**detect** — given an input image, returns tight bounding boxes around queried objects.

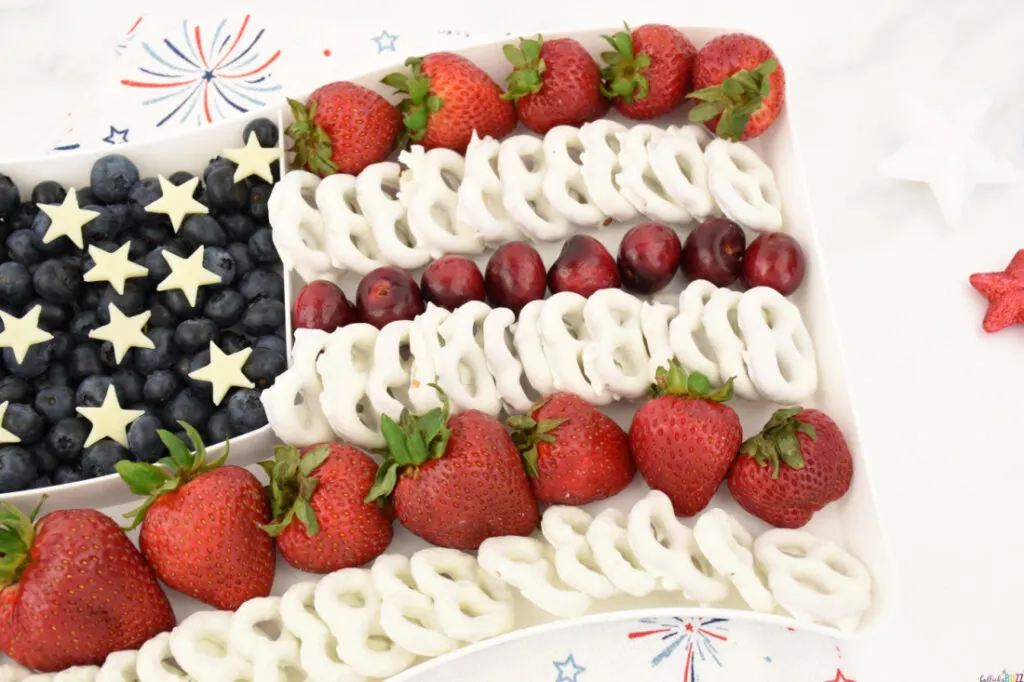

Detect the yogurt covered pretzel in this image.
[398,145,484,256]
[268,171,340,285]
[457,132,522,243]
[478,535,592,618]
[583,289,651,400]
[169,611,252,682]
[738,287,818,403]
[541,507,619,599]
[436,301,502,415]
[316,324,385,449]
[261,328,335,447]
[356,162,432,270]
[669,279,722,385]
[539,292,611,405]
[482,307,534,413]
[541,126,605,227]
[513,300,556,400]
[701,287,760,400]
[280,582,365,682]
[578,119,637,222]
[499,135,572,242]
[615,125,690,224]
[649,128,716,220]
[316,173,388,275]
[640,300,677,382]
[94,652,136,682]
[406,304,451,414]
[694,508,775,613]
[365,319,414,423]
[705,138,783,233]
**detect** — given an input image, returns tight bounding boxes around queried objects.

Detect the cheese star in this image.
[38,187,100,249]
[89,304,155,364]
[188,341,254,405]
[144,175,209,232]
[76,386,145,448]
[156,246,222,306]
[0,305,53,363]
[83,243,149,295]
[223,131,281,183]
[0,402,21,445]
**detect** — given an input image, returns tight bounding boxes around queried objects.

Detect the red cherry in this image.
[680,217,746,286]
[617,223,682,294]
[421,256,486,311]
[741,233,806,295]
[547,235,620,298]
[291,280,357,332]
[485,242,547,313]
[356,267,425,328]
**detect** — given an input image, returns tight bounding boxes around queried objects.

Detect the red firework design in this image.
[628,617,729,682]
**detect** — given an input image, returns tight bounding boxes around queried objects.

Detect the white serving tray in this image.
[0,25,894,679]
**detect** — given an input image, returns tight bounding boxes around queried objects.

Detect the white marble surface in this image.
[2,0,1024,678]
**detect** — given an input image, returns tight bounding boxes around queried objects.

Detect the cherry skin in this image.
[485,242,547,313]
[680,217,746,286]
[741,233,806,295]
[547,235,620,298]
[291,280,357,332]
[421,256,486,311]
[356,266,425,328]
[617,223,682,294]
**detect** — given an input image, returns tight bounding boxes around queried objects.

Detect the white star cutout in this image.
[88,304,155,364]
[879,95,1024,225]
[144,175,209,232]
[38,187,100,249]
[0,305,53,363]
[156,246,222,306]
[0,402,21,445]
[223,132,281,183]
[188,341,254,405]
[83,243,149,295]
[76,385,145,448]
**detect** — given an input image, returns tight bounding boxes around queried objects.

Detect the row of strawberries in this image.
[290,25,785,177]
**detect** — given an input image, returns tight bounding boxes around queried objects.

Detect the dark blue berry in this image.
[0,376,31,404]
[30,300,73,332]
[0,262,33,307]
[202,246,235,287]
[69,310,101,341]
[161,289,207,320]
[241,298,285,336]
[220,331,248,355]
[136,222,173,248]
[254,334,287,357]
[97,282,147,322]
[238,268,283,303]
[82,203,131,244]
[242,348,287,389]
[143,369,180,406]
[69,344,104,380]
[172,354,191,380]
[182,215,227,248]
[29,475,53,490]
[129,177,164,216]
[34,363,69,389]
[245,183,271,225]
[99,341,133,369]
[186,350,213,398]
[76,186,98,206]
[62,252,86,271]
[3,342,52,379]
[30,443,58,475]
[227,388,267,434]
[0,174,19,217]
[30,211,74,254]
[34,385,75,423]
[119,235,149,261]
[142,243,185,283]
[3,403,45,443]
[0,446,37,492]
[32,258,82,304]
[112,369,144,405]
[78,285,102,310]
[7,229,42,266]
[227,242,255,279]
[220,214,256,242]
[76,375,115,407]
[174,318,220,354]
[53,465,85,485]
[148,301,176,328]
[206,409,235,445]
[169,171,198,191]
[163,389,212,432]
[46,418,89,462]
[127,414,166,463]
[81,441,131,477]
[9,205,37,234]
[243,118,279,148]
[91,154,140,204]
[204,289,245,328]
[248,227,278,264]
[134,327,178,374]
[31,181,66,206]
[204,161,248,213]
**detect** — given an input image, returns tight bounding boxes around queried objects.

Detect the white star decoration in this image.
[223,132,281,183]
[0,305,53,363]
[0,402,21,444]
[83,243,148,295]
[76,385,145,448]
[88,304,155,364]
[144,175,209,232]
[188,341,254,405]
[156,246,222,306]
[879,95,1023,224]
[38,188,99,249]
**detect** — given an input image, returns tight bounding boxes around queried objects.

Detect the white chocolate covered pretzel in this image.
[135,633,188,682]
[578,120,637,222]
[513,300,556,399]
[261,328,334,447]
[737,287,818,403]
[280,582,365,682]
[542,126,605,227]
[499,135,572,242]
[366,319,414,423]
[406,304,451,414]
[542,507,618,599]
[669,279,722,385]
[316,173,387,275]
[436,301,501,415]
[705,139,783,232]
[616,125,690,223]
[640,300,677,381]
[666,124,713,150]
[95,652,136,682]
[539,292,611,405]
[583,288,651,400]
[586,509,660,597]
[398,145,483,256]
[268,171,340,285]
[356,162,431,270]
[694,508,775,613]
[478,536,591,618]
[170,612,252,682]
[316,324,384,448]
[649,129,715,220]
[52,669,98,682]
[457,132,521,243]
[482,307,533,412]
[701,287,759,400]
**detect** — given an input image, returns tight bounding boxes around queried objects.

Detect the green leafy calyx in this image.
[506,398,568,477]
[285,97,339,178]
[649,361,735,402]
[116,422,229,531]
[0,496,46,588]
[598,23,652,103]
[381,57,443,151]
[739,406,817,479]
[686,59,778,141]
[501,35,547,102]
[259,444,330,538]
[364,385,452,504]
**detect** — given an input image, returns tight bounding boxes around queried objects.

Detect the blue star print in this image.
[372,30,398,53]
[554,654,586,682]
[102,125,129,145]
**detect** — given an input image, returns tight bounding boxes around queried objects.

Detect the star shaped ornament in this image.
[89,304,155,363]
[188,341,254,405]
[0,402,21,444]
[38,188,100,249]
[223,132,281,183]
[969,250,1024,333]
[0,305,53,363]
[144,175,208,232]
[83,243,148,294]
[879,96,1023,225]
[156,246,222,306]
[76,386,145,447]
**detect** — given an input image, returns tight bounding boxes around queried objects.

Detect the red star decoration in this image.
[826,668,855,682]
[970,250,1024,333]
[684,623,694,632]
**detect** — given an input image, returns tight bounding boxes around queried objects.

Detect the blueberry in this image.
[0,446,37,492]
[62,252,86,271]
[203,161,248,213]
[219,214,256,242]
[148,302,176,328]
[76,375,115,407]
[172,354,192,380]
[201,246,235,288]
[204,289,246,328]
[206,409,235,445]
[29,475,53,490]
[47,418,90,463]
[226,388,267,434]
[91,154,140,204]
[31,180,67,206]
[163,389,212,432]
[0,262,33,307]
[7,229,42,266]
[254,334,287,357]
[241,299,285,336]
[128,177,164,217]
[119,235,149,261]
[127,414,166,463]
[143,369,180,406]
[30,211,74,254]
[97,282,147,322]
[0,376,31,404]
[3,403,45,443]
[3,342,51,379]
[53,465,85,485]
[243,117,279,148]
[220,331,248,354]
[0,174,19,217]
[238,268,284,303]
[76,186,98,207]
[31,258,82,304]
[161,288,207,320]
[242,348,287,389]
[99,342,133,370]
[169,171,198,191]
[69,310,101,340]
[34,385,75,423]
[142,243,185,282]
[182,214,227,248]
[69,344,104,380]
[136,221,173,248]
[9,203,39,232]
[81,441,131,477]
[82,203,131,244]
[227,242,256,279]
[186,350,213,397]
[134,327,178,374]
[30,443,58,475]
[248,227,278,264]
[30,300,73,332]
[34,363,69,389]
[112,369,144,405]
[245,183,271,225]
[174,318,220,354]
[78,285,102,310]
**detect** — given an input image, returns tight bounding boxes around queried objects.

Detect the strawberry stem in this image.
[260,444,330,538]
[506,398,568,478]
[285,97,339,178]
[686,59,778,141]
[501,35,547,102]
[739,406,817,479]
[598,23,652,103]
[381,57,443,151]
[0,498,43,588]
[649,361,734,402]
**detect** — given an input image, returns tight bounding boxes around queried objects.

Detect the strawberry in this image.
[687,33,785,141]
[116,422,275,611]
[286,81,402,177]
[365,389,538,550]
[501,35,609,134]
[507,392,634,505]
[727,407,853,528]
[599,23,697,120]
[260,443,393,573]
[382,53,517,154]
[628,362,742,516]
[0,500,175,672]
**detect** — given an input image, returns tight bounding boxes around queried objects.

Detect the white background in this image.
[2,0,1023,678]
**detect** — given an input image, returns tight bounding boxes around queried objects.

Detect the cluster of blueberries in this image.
[0,118,288,493]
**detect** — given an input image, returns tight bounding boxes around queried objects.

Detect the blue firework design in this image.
[627,616,729,682]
